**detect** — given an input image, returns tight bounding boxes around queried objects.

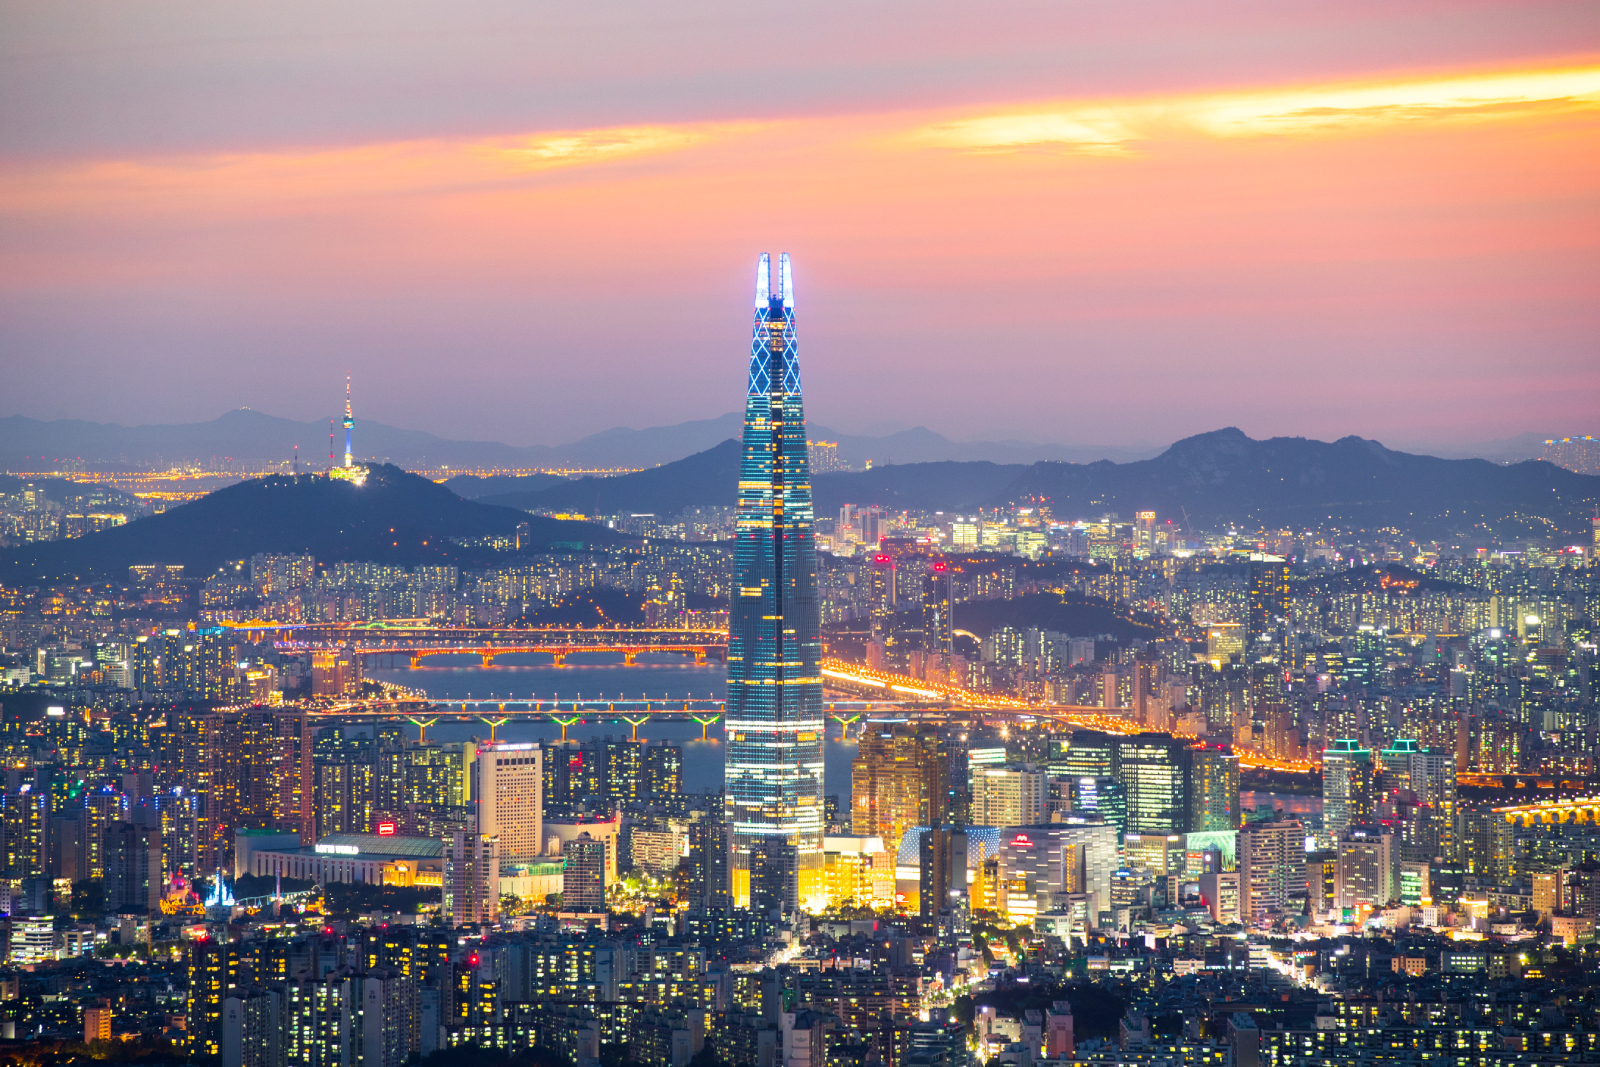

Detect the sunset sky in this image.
[3,1,1597,450]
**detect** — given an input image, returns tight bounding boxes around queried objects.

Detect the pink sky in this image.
[2,1,1597,449]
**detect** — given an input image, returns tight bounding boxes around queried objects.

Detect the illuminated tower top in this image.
[343,375,354,468]
[329,375,366,484]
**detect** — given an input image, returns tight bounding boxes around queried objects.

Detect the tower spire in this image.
[343,374,354,468]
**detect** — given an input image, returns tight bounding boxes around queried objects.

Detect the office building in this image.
[1117,734,1189,836]
[997,820,1118,924]
[725,253,825,907]
[1050,730,1119,780]
[473,742,543,862]
[1323,740,1375,837]
[851,723,949,856]
[1069,776,1126,837]
[1238,821,1304,920]
[1197,871,1242,924]
[971,765,1048,828]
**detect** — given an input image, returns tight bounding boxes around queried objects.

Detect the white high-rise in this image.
[473,742,543,862]
[972,765,1048,827]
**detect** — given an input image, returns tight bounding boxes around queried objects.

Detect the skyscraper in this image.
[1323,739,1375,838]
[1184,745,1240,833]
[1117,734,1189,836]
[1246,554,1290,664]
[725,253,825,909]
[851,723,949,856]
[472,743,542,862]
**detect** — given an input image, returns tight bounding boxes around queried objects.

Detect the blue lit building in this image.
[724,253,825,909]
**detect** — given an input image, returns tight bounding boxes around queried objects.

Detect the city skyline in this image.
[3,3,1597,447]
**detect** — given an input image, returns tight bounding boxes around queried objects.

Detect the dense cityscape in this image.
[0,253,1593,1067]
[6,2,1600,1064]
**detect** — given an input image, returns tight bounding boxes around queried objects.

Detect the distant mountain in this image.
[0,464,631,584]
[810,426,1153,467]
[811,461,1024,515]
[481,440,742,515]
[1392,430,1564,464]
[996,428,1600,539]
[443,472,567,499]
[0,409,1155,473]
[475,428,1600,542]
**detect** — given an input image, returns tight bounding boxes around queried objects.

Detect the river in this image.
[365,651,862,801]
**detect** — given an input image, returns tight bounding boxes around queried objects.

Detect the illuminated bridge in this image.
[259,624,729,666]
[307,695,899,742]
[1495,795,1600,825]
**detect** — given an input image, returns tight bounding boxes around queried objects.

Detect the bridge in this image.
[308,696,901,742]
[264,624,729,664]
[1495,795,1600,825]
[401,644,716,668]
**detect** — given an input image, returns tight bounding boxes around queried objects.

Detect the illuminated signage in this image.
[1012,834,1032,846]
[315,843,359,856]
[376,822,396,836]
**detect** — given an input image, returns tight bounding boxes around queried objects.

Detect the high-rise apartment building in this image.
[918,826,967,919]
[1238,820,1304,919]
[725,253,825,907]
[851,724,949,856]
[683,817,732,911]
[1323,739,1375,837]
[922,562,953,679]
[562,833,607,911]
[1246,554,1290,664]
[444,830,499,925]
[473,743,542,862]
[104,821,163,912]
[1336,825,1396,912]
[1185,745,1240,832]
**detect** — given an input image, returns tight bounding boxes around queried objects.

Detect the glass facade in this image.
[725,253,825,908]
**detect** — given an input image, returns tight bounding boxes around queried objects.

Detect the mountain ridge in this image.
[478,428,1600,542]
[0,464,631,584]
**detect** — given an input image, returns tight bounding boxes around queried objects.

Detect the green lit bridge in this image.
[308,696,899,742]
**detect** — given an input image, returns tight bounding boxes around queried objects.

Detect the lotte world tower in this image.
[724,253,825,910]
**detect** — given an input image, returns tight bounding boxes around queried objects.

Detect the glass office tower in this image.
[725,253,825,909]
